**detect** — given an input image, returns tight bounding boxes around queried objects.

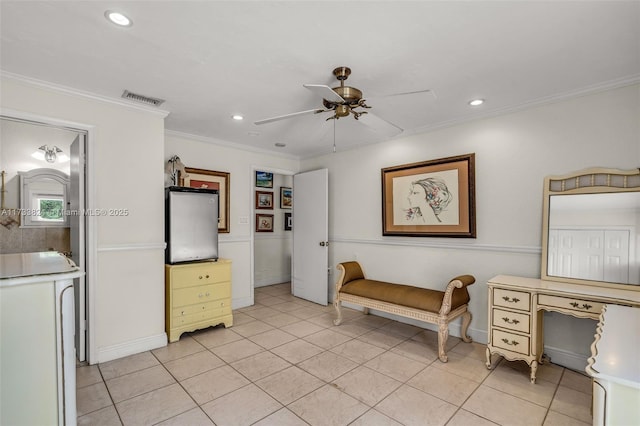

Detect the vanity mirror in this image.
[541,167,640,290]
[19,168,70,228]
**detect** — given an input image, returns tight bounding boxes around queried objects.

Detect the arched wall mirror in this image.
[19,168,70,228]
[541,168,640,291]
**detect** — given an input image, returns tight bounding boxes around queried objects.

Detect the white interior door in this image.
[70,134,86,361]
[292,168,328,305]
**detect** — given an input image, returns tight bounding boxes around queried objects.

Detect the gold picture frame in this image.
[381,153,476,237]
[179,167,230,233]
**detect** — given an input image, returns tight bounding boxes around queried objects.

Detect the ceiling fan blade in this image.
[303,84,345,103]
[254,109,326,125]
[357,112,403,137]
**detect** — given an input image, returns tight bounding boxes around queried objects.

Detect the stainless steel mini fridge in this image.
[165,186,219,263]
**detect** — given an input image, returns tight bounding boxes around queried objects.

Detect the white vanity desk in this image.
[486,274,640,383]
[486,167,640,385]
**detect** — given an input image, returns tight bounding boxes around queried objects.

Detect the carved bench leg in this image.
[461,311,473,343]
[333,298,343,326]
[438,322,449,362]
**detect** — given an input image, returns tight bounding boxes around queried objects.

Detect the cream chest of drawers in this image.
[165,259,233,342]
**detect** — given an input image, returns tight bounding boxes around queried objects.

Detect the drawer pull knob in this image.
[199,276,203,279]
[502,296,521,303]
[501,338,519,346]
[502,317,520,325]
[206,275,210,278]
[199,293,203,298]
[181,311,185,315]
[206,292,210,296]
[570,302,593,310]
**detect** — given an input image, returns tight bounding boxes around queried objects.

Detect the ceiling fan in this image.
[254,66,432,138]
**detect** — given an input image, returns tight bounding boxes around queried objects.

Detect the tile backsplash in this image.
[0,225,70,255]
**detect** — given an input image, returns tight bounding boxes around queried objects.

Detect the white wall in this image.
[1,75,168,363]
[301,84,640,370]
[3,72,637,370]
[164,132,299,307]
[254,173,293,287]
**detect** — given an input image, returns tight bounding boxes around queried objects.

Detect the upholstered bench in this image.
[333,261,475,362]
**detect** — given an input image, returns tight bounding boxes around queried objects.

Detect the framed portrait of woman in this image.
[381,153,476,237]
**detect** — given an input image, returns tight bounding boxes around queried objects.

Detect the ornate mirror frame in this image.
[541,167,640,291]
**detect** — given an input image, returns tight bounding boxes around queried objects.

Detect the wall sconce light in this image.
[31,145,69,163]
[165,155,188,185]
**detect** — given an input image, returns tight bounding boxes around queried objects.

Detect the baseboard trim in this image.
[96,333,167,364]
[339,307,588,369]
[233,296,254,310]
[254,276,292,288]
[543,345,589,372]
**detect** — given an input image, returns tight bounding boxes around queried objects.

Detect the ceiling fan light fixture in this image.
[232,114,244,121]
[469,99,484,106]
[335,105,350,118]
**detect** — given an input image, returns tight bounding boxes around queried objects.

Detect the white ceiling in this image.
[1,1,639,158]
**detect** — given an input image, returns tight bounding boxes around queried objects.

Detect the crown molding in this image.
[408,74,640,137]
[164,129,300,160]
[1,71,170,118]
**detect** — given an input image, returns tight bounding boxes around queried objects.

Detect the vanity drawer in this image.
[173,283,231,307]
[493,288,531,312]
[492,308,530,334]
[170,263,231,288]
[538,294,604,316]
[492,329,530,356]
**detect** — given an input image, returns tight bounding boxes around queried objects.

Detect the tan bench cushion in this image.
[340,279,470,313]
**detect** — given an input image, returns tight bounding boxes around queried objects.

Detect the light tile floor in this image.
[77,283,593,425]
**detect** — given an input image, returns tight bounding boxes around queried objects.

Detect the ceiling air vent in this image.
[121,90,165,107]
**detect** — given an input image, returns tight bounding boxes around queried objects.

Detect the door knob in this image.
[319,241,329,247]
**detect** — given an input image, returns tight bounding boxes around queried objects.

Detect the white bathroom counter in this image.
[0,251,80,283]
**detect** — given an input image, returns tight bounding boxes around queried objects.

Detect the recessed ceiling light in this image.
[469,99,484,106]
[275,143,286,148]
[105,11,133,27]
[232,115,244,121]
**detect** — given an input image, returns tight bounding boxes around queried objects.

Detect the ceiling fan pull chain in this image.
[333,119,336,153]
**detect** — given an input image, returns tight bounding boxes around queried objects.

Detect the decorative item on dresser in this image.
[165,259,233,342]
[486,167,640,384]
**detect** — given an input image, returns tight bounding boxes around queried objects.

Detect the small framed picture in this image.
[284,212,292,231]
[280,186,292,209]
[256,213,274,232]
[255,191,273,209]
[255,170,273,188]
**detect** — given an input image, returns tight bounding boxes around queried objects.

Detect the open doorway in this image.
[252,168,294,299]
[0,116,89,362]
